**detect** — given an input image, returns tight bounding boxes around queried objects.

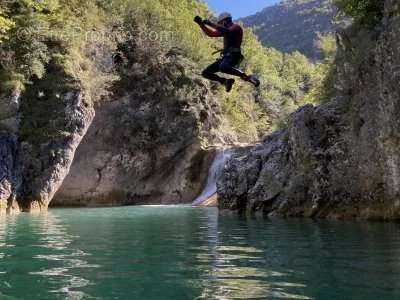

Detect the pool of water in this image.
[0,206,400,299]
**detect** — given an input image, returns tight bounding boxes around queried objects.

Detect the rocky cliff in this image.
[1,0,336,212]
[18,64,95,212]
[52,49,222,206]
[0,62,94,213]
[218,0,400,220]
[0,89,20,214]
[0,132,19,214]
[0,42,223,211]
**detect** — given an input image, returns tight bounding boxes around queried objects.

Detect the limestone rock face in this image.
[0,90,20,134]
[0,133,20,214]
[18,68,95,212]
[0,91,21,214]
[218,0,400,219]
[53,51,221,206]
[0,64,95,213]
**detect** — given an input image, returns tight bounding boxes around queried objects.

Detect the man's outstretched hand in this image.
[203,19,213,26]
[194,16,203,25]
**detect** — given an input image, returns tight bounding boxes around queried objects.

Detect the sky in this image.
[205,0,280,19]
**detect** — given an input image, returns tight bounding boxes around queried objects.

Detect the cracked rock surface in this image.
[218,0,400,219]
[53,51,221,206]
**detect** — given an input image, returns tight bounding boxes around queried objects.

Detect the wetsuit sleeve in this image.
[199,23,222,37]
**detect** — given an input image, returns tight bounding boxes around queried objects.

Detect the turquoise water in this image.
[0,206,400,299]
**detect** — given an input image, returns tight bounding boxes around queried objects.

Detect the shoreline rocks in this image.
[217,0,400,220]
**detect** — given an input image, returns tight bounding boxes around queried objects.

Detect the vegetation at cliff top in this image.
[0,10,14,44]
[335,0,384,27]
[0,0,383,142]
[0,0,319,142]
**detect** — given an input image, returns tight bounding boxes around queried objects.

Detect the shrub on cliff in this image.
[0,9,14,44]
[304,33,337,104]
[0,0,322,142]
[335,0,384,27]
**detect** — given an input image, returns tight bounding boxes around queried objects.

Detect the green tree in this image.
[0,7,14,44]
[0,0,324,141]
[335,0,384,27]
[304,33,337,103]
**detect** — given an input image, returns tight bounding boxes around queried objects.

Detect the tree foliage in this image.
[0,10,14,44]
[304,33,337,103]
[335,0,384,27]
[0,0,323,141]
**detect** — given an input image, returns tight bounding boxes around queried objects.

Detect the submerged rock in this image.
[218,0,400,219]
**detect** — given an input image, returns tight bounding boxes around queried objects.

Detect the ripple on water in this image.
[0,207,400,300]
[191,242,311,300]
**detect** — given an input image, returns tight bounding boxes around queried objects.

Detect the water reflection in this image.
[0,212,99,300]
[28,213,98,299]
[192,211,311,300]
[0,207,400,299]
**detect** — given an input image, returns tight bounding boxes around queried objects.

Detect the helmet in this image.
[217,12,232,23]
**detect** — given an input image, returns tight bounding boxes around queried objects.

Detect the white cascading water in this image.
[192,148,233,206]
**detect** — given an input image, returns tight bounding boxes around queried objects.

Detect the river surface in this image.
[0,206,400,299]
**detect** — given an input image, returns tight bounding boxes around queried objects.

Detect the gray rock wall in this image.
[53,51,221,206]
[0,63,95,213]
[0,90,21,214]
[218,0,400,219]
[0,132,20,214]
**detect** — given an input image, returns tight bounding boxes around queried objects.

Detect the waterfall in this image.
[192,148,233,206]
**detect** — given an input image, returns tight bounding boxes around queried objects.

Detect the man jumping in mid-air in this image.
[194,13,260,92]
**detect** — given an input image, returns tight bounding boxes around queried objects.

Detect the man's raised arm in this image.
[194,16,222,37]
[202,20,230,35]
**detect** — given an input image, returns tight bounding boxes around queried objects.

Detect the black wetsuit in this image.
[201,23,246,84]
